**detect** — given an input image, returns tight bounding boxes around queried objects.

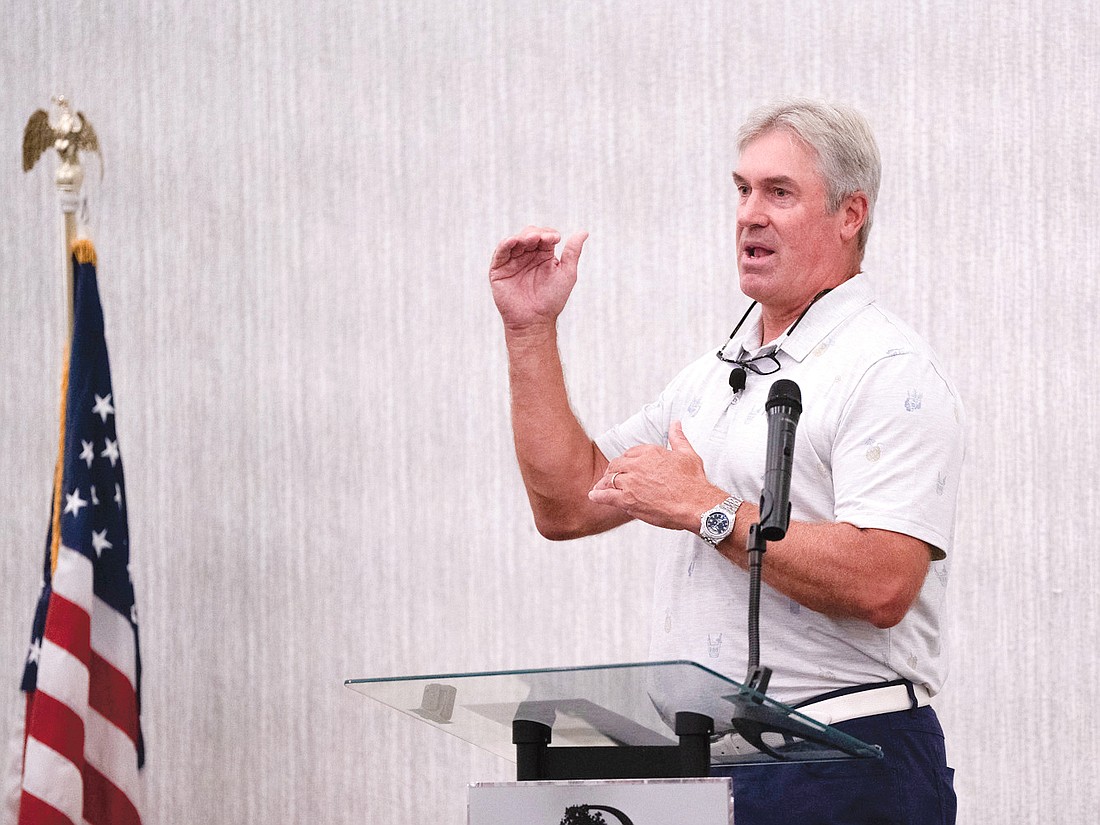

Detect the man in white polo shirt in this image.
[489,99,963,825]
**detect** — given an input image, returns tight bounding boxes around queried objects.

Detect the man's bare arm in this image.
[491,227,631,539]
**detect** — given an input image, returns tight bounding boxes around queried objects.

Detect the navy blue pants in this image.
[710,706,956,825]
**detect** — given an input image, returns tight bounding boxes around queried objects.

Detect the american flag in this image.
[11,240,144,824]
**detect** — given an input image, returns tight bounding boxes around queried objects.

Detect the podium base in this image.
[513,711,713,781]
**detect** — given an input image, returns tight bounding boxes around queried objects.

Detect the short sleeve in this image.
[595,391,673,460]
[830,353,965,559]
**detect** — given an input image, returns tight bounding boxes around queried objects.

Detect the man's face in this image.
[733,129,854,313]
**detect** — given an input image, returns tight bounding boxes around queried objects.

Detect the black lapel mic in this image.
[759,379,802,541]
[729,367,747,393]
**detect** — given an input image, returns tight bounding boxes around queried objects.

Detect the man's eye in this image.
[737,185,750,196]
[774,188,789,197]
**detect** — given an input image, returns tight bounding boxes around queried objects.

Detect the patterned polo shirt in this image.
[595,274,965,707]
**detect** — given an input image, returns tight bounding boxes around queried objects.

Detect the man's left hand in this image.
[589,421,728,532]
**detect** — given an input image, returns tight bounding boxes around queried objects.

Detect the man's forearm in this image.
[716,502,931,628]
[505,324,628,539]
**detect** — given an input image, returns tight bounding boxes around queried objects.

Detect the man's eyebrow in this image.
[731,172,800,190]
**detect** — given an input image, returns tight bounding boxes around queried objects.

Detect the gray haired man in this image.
[489,99,963,824]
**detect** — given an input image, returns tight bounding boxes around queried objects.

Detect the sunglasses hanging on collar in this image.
[716,289,832,392]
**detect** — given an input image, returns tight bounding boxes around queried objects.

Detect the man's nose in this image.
[737,191,769,229]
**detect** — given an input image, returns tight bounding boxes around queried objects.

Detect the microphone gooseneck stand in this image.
[744,521,771,695]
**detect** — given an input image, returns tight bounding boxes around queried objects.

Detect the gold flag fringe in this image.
[71,237,97,266]
[49,354,71,576]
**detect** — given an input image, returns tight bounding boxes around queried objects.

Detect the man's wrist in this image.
[502,318,559,341]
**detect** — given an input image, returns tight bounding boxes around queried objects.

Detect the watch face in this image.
[705,511,731,536]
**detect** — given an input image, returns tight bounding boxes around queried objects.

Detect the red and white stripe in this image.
[17,545,142,825]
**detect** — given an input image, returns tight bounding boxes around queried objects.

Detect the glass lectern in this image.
[345,660,881,781]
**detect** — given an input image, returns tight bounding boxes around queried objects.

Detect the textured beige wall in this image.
[1,0,1098,821]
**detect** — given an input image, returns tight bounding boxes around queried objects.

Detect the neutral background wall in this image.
[1,1,1098,822]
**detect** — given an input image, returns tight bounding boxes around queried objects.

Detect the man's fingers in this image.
[520,234,548,253]
[559,231,589,274]
[517,226,561,255]
[490,227,582,269]
[589,468,626,509]
[489,238,516,269]
[668,421,698,455]
[590,465,618,492]
[589,480,627,507]
[490,228,563,269]
[588,487,615,506]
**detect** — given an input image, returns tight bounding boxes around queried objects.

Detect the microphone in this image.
[758,379,802,541]
[729,367,747,393]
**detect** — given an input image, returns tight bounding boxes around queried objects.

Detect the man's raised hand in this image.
[489,226,588,331]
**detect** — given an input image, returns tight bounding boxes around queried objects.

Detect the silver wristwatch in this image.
[699,495,743,546]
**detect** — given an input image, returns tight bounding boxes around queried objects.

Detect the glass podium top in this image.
[345,660,881,766]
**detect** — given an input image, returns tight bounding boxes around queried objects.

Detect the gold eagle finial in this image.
[23,96,103,185]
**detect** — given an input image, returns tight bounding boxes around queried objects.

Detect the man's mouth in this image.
[744,245,775,259]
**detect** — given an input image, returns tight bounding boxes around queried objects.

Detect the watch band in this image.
[700,495,743,546]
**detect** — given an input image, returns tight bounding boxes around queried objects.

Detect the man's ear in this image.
[839,191,869,243]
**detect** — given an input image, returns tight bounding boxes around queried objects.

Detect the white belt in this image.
[795,682,932,726]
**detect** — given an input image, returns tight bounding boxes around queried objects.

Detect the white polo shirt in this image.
[595,275,965,706]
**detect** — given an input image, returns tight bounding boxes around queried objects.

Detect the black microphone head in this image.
[766,379,802,414]
[729,367,746,393]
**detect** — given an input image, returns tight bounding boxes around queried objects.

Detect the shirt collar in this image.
[732,275,877,363]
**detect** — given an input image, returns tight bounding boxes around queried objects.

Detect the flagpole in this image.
[53,184,81,573]
[23,96,101,573]
[59,192,79,337]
